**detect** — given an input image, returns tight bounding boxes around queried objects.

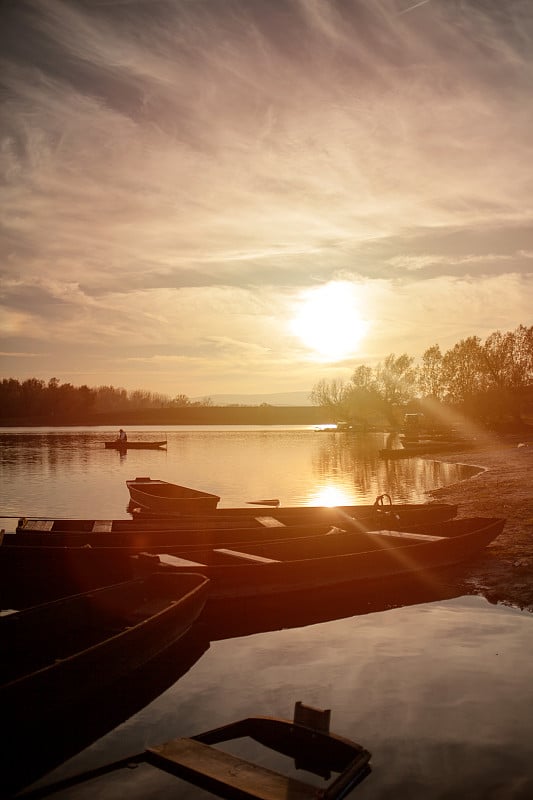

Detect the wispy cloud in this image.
[1,0,531,394]
[397,0,432,16]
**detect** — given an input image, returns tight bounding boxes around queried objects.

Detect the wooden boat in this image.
[105,440,167,450]
[1,572,210,724]
[132,516,505,600]
[1,517,503,609]
[13,500,459,548]
[18,702,371,800]
[125,489,459,526]
[7,522,356,552]
[127,476,220,513]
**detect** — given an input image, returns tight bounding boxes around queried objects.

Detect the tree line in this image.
[310,324,533,430]
[0,378,213,421]
[1,324,531,427]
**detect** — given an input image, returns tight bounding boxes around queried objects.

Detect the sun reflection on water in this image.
[304,484,355,507]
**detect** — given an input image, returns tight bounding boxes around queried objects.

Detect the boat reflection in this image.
[198,566,471,643]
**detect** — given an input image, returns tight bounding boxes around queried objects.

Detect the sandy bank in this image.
[423,437,533,611]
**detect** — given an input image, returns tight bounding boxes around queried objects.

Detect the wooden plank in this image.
[214,548,279,564]
[371,530,445,542]
[23,520,54,531]
[255,517,286,528]
[92,520,113,532]
[156,554,206,567]
[147,738,318,800]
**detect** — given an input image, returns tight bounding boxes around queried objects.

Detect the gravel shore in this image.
[423,436,533,611]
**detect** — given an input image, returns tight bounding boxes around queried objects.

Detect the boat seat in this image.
[255,516,286,527]
[147,737,321,800]
[22,520,54,531]
[213,548,279,564]
[92,520,113,532]
[371,530,445,542]
[156,554,207,567]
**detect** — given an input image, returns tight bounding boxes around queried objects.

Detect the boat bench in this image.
[21,520,54,531]
[147,737,323,800]
[156,554,206,568]
[92,521,113,532]
[254,517,286,527]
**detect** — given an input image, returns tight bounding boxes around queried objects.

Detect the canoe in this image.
[127,476,220,513]
[105,440,167,450]
[20,701,371,800]
[133,516,505,599]
[1,572,210,723]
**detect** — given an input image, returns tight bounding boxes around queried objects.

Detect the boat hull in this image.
[1,572,209,716]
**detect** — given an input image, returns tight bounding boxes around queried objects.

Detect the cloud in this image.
[0,0,531,394]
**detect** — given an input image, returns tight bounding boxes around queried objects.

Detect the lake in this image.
[1,426,532,799]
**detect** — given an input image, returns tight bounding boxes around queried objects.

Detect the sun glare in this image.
[305,485,355,507]
[290,282,369,361]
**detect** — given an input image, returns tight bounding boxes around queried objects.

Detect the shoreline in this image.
[425,437,533,611]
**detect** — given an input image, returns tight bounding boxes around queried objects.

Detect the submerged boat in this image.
[105,440,167,450]
[133,517,505,600]
[126,476,220,513]
[1,572,210,723]
[18,702,371,800]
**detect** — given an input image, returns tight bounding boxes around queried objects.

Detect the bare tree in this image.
[418,344,445,401]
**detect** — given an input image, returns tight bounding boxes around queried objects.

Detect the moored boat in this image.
[1,572,210,719]
[7,522,353,552]
[1,572,210,796]
[1,517,504,608]
[12,498,459,549]
[132,516,505,599]
[125,489,459,526]
[126,476,220,513]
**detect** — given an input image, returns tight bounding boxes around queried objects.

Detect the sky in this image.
[1,0,532,401]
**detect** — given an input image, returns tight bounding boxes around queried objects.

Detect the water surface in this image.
[1,426,530,799]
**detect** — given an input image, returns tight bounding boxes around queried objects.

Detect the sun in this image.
[290,281,369,361]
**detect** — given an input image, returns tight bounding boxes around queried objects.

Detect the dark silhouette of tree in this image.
[310,325,533,429]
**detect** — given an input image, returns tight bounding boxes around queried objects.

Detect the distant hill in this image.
[193,390,312,406]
